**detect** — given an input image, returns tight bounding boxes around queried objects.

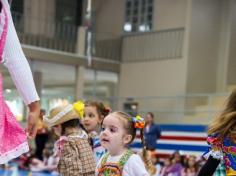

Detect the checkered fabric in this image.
[58,137,96,176]
[214,163,226,176]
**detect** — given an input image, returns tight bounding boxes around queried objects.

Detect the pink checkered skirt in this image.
[0,74,29,164]
[0,3,29,164]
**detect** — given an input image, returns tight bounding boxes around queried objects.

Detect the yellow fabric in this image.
[37,119,48,134]
[227,168,236,175]
[37,119,45,130]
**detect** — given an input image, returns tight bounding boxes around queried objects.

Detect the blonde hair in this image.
[208,89,236,141]
[110,111,139,144]
[140,150,157,175]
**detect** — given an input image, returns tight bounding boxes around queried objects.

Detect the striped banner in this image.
[130,124,209,158]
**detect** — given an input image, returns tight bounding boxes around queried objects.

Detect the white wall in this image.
[186,0,221,93]
[119,60,187,97]
[24,0,56,36]
[93,0,125,39]
[227,0,236,85]
[153,0,187,30]
[118,59,187,122]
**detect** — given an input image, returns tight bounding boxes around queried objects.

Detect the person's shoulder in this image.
[65,136,90,149]
[124,153,149,175]
[128,153,141,160]
[153,123,161,129]
[126,153,145,166]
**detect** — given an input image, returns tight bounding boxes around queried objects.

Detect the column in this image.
[75,66,85,100]
[33,71,43,98]
[76,27,87,55]
[216,0,231,92]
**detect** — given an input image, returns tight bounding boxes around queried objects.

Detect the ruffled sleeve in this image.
[2,0,40,105]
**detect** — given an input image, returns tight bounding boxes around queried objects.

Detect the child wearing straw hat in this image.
[43,101,96,176]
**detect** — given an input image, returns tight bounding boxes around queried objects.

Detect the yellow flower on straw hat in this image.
[73,100,85,119]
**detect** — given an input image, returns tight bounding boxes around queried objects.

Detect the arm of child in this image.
[198,135,223,175]
[197,155,220,176]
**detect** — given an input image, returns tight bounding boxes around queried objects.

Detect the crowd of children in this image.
[155,151,201,176]
[0,99,207,176]
[4,93,234,175]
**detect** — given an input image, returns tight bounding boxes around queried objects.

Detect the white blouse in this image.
[1,0,39,105]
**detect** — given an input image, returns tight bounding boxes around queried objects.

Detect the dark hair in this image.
[61,119,93,146]
[183,155,198,173]
[40,109,46,114]
[61,119,80,135]
[85,100,110,118]
[171,151,184,165]
[147,112,154,118]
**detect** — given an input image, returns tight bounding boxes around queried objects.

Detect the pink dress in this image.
[0,3,29,164]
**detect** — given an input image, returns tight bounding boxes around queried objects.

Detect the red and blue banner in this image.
[130,124,208,158]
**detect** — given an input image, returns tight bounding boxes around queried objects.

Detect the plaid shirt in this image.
[214,163,226,176]
[58,133,96,176]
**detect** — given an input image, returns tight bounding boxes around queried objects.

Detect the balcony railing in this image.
[122,27,185,62]
[12,12,77,53]
[12,11,122,62]
[11,12,184,63]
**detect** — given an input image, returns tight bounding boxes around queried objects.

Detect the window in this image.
[55,0,82,40]
[56,0,82,25]
[124,0,153,32]
[11,0,24,31]
[11,0,24,14]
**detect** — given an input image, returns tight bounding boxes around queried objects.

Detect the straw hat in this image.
[43,102,84,127]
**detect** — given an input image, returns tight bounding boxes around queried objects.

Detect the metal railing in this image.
[11,12,184,62]
[12,12,78,53]
[88,92,229,124]
[122,27,185,62]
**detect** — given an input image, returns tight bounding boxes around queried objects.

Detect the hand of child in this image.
[25,101,40,138]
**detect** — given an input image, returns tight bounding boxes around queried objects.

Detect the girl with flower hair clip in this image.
[82,100,110,163]
[96,111,149,176]
[43,101,95,176]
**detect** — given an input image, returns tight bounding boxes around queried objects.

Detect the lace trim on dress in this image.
[0,141,29,164]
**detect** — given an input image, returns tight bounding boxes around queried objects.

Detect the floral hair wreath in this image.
[73,100,85,119]
[132,115,145,129]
